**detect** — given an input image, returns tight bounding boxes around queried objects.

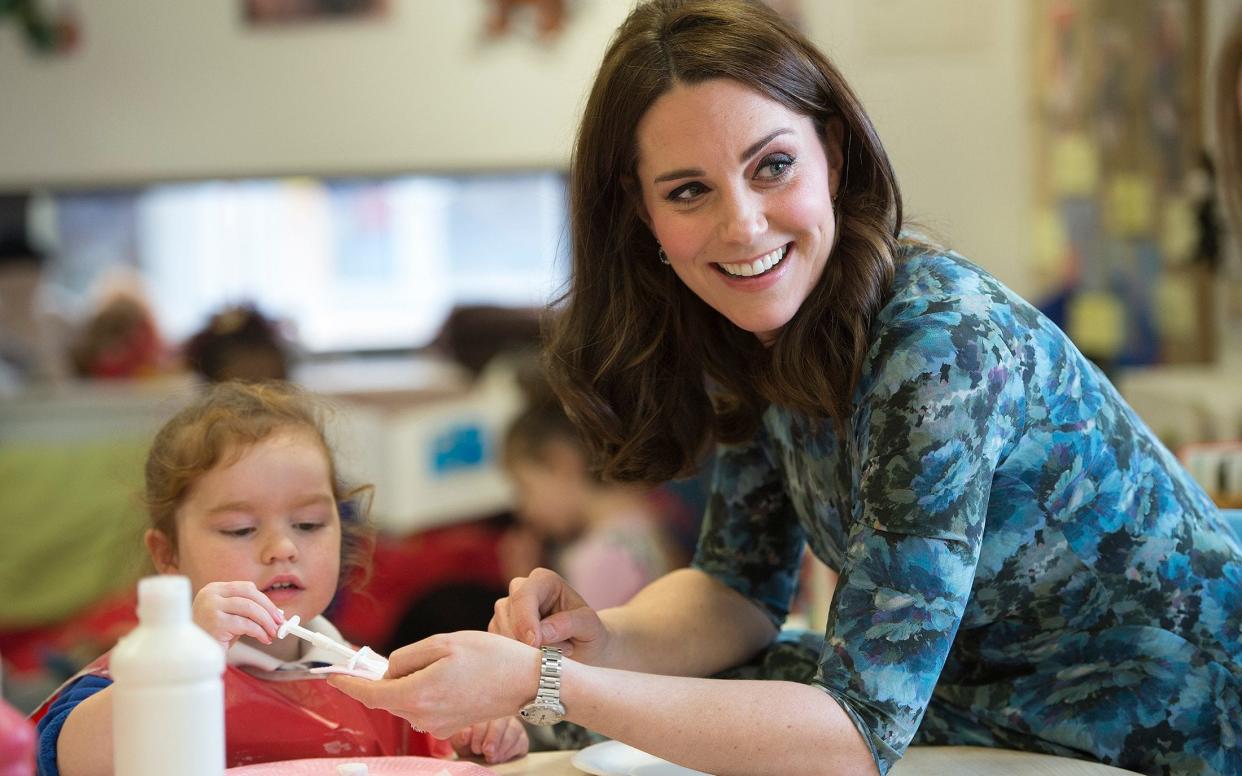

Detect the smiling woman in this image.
[325,3,1241,776]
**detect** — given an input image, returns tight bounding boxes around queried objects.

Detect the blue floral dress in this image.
[693,249,1241,776]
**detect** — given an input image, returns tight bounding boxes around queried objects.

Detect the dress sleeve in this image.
[34,674,113,776]
[813,309,1023,774]
[692,422,806,629]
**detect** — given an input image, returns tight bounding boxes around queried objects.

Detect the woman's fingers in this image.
[327,674,412,713]
[540,605,603,648]
[509,568,572,646]
[489,595,514,638]
[385,635,454,679]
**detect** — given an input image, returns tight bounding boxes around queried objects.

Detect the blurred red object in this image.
[330,519,510,652]
[0,694,35,776]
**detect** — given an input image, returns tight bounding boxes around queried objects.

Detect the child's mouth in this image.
[263,579,304,601]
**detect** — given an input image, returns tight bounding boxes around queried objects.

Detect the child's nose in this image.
[262,533,298,563]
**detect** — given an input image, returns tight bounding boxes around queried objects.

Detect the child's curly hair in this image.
[144,381,373,589]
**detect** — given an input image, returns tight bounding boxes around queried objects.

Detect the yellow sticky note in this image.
[1159,197,1197,266]
[1067,291,1125,359]
[1155,273,1198,341]
[1032,207,1070,277]
[1051,133,1100,197]
[1104,174,1155,238]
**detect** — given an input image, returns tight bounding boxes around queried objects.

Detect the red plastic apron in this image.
[31,654,452,767]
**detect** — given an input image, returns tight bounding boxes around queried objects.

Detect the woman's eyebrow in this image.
[739,128,792,163]
[652,128,794,184]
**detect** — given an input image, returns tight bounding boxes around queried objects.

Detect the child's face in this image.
[507,442,587,540]
[153,428,342,625]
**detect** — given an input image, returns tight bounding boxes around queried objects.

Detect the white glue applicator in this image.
[276,614,389,680]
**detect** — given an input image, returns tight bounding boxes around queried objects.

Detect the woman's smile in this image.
[715,242,790,278]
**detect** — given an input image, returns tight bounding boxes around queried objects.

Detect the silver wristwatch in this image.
[518,646,565,726]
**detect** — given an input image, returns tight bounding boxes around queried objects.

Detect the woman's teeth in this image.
[718,245,787,277]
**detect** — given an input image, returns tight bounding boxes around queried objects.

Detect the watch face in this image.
[520,701,566,726]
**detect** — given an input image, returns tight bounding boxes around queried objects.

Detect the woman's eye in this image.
[667,182,707,202]
[756,153,795,180]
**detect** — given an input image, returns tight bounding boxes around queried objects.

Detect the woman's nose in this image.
[718,189,766,245]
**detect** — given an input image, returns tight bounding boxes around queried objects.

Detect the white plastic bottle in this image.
[111,575,225,776]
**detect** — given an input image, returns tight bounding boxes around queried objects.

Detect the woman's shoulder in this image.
[882,245,1016,324]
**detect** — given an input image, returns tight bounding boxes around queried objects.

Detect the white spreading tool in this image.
[275,614,389,680]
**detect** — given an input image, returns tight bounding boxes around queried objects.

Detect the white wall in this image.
[2,1,1228,300]
[802,0,1033,295]
[0,1,631,182]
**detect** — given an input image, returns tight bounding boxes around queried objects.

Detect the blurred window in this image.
[48,173,568,353]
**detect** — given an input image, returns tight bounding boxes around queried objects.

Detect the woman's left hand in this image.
[327,630,539,738]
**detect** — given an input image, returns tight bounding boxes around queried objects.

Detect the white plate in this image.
[570,741,711,776]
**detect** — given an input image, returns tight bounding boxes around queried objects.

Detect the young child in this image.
[31,382,528,775]
[501,389,684,610]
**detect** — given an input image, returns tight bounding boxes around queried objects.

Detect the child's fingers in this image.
[218,596,280,640]
[493,718,528,762]
[468,721,489,755]
[223,613,273,645]
[480,719,505,760]
[217,581,285,628]
[450,728,471,752]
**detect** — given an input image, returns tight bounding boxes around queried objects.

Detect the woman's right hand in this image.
[192,581,283,649]
[490,567,610,663]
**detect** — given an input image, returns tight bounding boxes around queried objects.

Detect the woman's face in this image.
[635,78,842,343]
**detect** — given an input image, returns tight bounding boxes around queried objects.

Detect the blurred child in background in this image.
[500,380,685,610]
[182,303,293,384]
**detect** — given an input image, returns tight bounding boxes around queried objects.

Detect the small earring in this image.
[658,247,671,265]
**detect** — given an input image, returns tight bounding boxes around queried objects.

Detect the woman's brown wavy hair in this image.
[547,0,912,483]
[144,381,375,590]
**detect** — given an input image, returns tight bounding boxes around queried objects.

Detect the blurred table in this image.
[487,747,1141,775]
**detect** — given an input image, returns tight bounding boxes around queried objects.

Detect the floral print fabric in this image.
[693,250,1241,775]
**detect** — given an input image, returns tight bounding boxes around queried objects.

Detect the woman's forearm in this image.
[597,568,777,675]
[55,685,114,776]
[562,662,879,776]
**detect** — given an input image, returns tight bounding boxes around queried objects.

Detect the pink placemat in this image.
[225,757,497,775]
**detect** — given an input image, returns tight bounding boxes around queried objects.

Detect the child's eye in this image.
[755,153,795,181]
[295,522,325,532]
[666,182,708,203]
[222,527,255,538]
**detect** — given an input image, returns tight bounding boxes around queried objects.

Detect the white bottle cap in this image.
[137,575,192,626]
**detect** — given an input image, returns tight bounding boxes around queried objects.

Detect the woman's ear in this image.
[822,116,846,201]
[144,528,180,574]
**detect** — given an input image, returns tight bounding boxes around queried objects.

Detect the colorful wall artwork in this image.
[1032,0,1215,368]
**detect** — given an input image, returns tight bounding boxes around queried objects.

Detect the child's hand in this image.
[191,581,284,649]
[448,716,529,764]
